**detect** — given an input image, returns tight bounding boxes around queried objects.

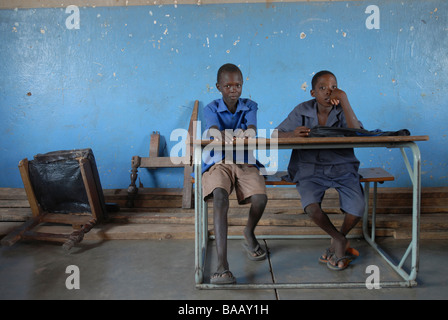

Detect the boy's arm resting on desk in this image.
[207,125,257,141]
[238,125,257,138]
[206,126,233,143]
[272,126,311,138]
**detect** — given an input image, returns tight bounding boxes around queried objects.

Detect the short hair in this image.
[311,70,337,90]
[217,63,243,83]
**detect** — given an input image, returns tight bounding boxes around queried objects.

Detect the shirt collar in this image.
[217,98,249,113]
[300,99,343,126]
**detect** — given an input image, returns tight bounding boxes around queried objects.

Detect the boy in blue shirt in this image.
[203,63,268,284]
[274,70,364,271]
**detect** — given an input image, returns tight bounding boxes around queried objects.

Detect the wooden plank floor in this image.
[1,187,448,241]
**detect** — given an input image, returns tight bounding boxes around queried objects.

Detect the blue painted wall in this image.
[1,0,447,189]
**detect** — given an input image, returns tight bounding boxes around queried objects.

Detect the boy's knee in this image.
[213,187,229,203]
[250,194,268,208]
[304,203,322,218]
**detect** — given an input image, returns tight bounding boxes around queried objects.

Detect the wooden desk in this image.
[193,135,429,289]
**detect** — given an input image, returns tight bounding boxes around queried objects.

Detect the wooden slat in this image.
[0,188,27,199]
[0,208,32,221]
[0,216,42,246]
[0,200,32,208]
[265,168,394,185]
[195,135,430,147]
[149,132,160,158]
[139,157,185,168]
[104,188,183,197]
[358,167,394,182]
[79,158,104,221]
[18,159,41,217]
[41,213,93,225]
[1,187,448,240]
[182,100,199,209]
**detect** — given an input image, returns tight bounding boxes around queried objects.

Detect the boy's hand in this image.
[233,128,245,139]
[293,126,311,137]
[234,127,256,139]
[242,128,256,139]
[208,128,233,143]
[222,129,235,143]
[329,88,347,106]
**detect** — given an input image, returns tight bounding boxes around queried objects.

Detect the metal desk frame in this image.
[194,135,428,289]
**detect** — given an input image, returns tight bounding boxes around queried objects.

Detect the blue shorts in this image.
[296,164,365,217]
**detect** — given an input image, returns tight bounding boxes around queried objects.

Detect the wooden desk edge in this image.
[193,135,429,146]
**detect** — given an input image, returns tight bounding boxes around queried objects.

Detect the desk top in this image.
[193,135,429,146]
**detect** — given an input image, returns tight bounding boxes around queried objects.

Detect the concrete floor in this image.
[0,237,447,300]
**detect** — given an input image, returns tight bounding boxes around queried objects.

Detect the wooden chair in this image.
[1,148,115,250]
[127,100,199,209]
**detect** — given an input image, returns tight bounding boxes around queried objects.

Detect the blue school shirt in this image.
[275,99,363,182]
[202,98,262,174]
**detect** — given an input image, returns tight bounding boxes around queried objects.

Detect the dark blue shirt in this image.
[275,99,363,182]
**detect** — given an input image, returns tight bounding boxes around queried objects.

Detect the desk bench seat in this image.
[193,167,394,189]
[265,167,394,185]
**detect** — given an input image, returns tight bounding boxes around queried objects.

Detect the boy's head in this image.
[311,70,337,91]
[216,63,244,108]
[310,70,338,107]
[217,63,243,84]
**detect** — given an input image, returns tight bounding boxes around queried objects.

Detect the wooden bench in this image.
[127,100,198,209]
[194,167,393,188]
[194,166,393,200]
[265,167,394,186]
[196,167,394,217]
[264,167,394,219]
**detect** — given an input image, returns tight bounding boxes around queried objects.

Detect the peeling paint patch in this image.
[301,82,308,91]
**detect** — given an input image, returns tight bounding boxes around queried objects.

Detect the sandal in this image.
[327,255,352,271]
[242,243,267,261]
[210,270,236,284]
[319,247,359,263]
[319,247,334,263]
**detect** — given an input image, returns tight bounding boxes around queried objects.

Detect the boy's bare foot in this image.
[327,235,349,269]
[243,227,266,260]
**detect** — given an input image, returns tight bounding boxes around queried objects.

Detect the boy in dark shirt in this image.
[274,70,364,271]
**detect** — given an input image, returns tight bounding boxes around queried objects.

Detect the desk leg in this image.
[363,142,420,286]
[400,142,421,281]
[362,181,370,236]
[362,181,377,241]
[372,181,378,241]
[194,144,206,285]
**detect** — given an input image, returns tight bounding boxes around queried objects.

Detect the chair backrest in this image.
[27,148,107,217]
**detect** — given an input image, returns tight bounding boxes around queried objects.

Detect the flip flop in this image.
[327,255,352,271]
[210,270,236,284]
[242,243,267,261]
[319,247,359,263]
[319,248,334,263]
